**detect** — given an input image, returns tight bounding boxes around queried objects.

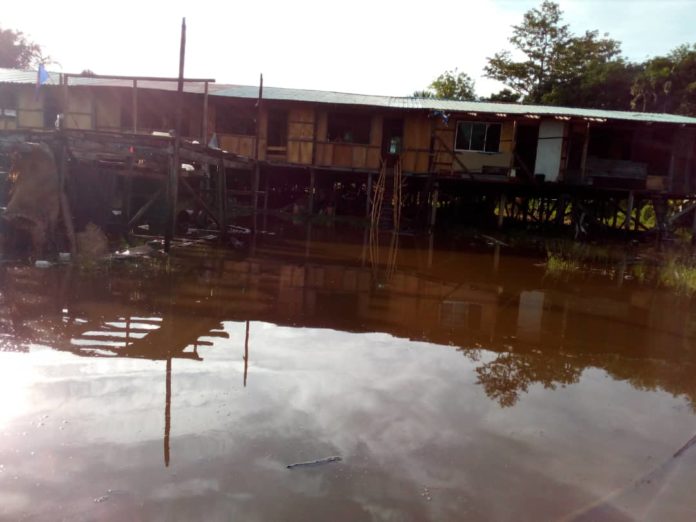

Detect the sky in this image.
[3,0,696,97]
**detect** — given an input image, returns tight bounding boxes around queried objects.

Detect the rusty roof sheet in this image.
[3,67,696,126]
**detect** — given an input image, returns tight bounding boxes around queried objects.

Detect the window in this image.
[327,113,371,144]
[455,121,501,152]
[0,87,17,117]
[267,109,288,147]
[216,105,256,135]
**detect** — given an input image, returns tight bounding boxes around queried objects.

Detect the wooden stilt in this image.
[366,172,373,219]
[308,168,316,215]
[497,192,506,230]
[429,181,439,227]
[624,191,634,233]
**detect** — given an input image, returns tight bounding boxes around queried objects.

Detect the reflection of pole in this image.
[244,321,250,387]
[164,356,171,467]
[427,231,434,269]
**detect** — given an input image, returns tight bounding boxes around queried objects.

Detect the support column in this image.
[497,192,506,230]
[164,18,186,253]
[580,121,591,182]
[429,181,439,227]
[624,191,634,233]
[366,172,373,219]
[308,168,316,215]
[217,156,227,237]
[132,79,138,133]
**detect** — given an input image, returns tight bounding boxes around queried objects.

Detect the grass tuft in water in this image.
[658,257,696,295]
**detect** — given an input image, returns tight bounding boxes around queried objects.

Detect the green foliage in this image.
[0,26,43,68]
[487,89,521,103]
[659,256,696,295]
[412,89,435,99]
[631,43,696,116]
[485,1,622,104]
[419,69,476,101]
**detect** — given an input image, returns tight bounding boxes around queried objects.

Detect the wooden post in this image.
[202,81,209,142]
[691,204,696,247]
[429,181,439,227]
[252,74,263,231]
[509,120,518,177]
[555,195,565,226]
[124,155,134,233]
[580,121,591,182]
[624,191,634,233]
[634,199,642,231]
[217,155,227,236]
[164,17,186,253]
[132,79,138,133]
[308,168,316,215]
[366,172,374,219]
[263,171,270,230]
[497,192,506,229]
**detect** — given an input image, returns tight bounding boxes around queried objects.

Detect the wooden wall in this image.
[287,106,314,164]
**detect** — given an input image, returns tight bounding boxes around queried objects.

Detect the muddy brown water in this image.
[1,224,695,521]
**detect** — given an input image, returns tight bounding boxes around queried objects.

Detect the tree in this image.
[429,69,476,100]
[412,89,434,99]
[485,1,622,105]
[415,69,476,100]
[487,89,521,103]
[0,27,44,68]
[631,44,696,116]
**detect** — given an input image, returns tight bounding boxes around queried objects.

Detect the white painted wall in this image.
[534,120,566,182]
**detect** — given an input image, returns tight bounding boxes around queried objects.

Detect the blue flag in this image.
[34,64,49,100]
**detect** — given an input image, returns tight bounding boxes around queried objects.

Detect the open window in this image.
[43,92,62,129]
[0,87,18,119]
[267,109,288,147]
[216,104,255,135]
[455,121,501,152]
[327,112,371,144]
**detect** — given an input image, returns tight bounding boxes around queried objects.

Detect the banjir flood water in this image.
[1,223,695,521]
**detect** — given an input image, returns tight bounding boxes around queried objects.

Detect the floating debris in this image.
[286,456,342,469]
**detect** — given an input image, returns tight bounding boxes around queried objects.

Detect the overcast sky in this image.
[3,0,695,96]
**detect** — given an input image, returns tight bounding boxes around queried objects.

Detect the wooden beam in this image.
[128,185,165,229]
[64,73,215,83]
[180,175,220,230]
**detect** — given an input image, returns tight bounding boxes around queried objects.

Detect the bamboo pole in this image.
[164,17,186,253]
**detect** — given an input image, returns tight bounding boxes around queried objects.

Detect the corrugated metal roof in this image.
[3,67,696,125]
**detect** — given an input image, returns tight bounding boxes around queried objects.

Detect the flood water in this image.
[1,223,695,521]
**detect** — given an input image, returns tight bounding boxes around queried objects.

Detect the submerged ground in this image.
[0,222,695,521]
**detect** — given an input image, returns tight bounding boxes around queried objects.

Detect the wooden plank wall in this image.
[287,106,314,164]
[315,113,381,170]
[402,114,431,173]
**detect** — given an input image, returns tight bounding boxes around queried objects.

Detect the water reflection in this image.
[0,227,695,519]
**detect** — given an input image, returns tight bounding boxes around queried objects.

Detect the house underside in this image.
[1,68,696,239]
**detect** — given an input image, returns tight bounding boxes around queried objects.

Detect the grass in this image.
[658,256,696,295]
[545,253,581,277]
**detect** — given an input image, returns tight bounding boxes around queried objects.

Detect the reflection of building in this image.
[0,238,695,423]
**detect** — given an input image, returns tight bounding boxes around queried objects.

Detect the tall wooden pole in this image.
[165,18,186,252]
[252,74,263,232]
